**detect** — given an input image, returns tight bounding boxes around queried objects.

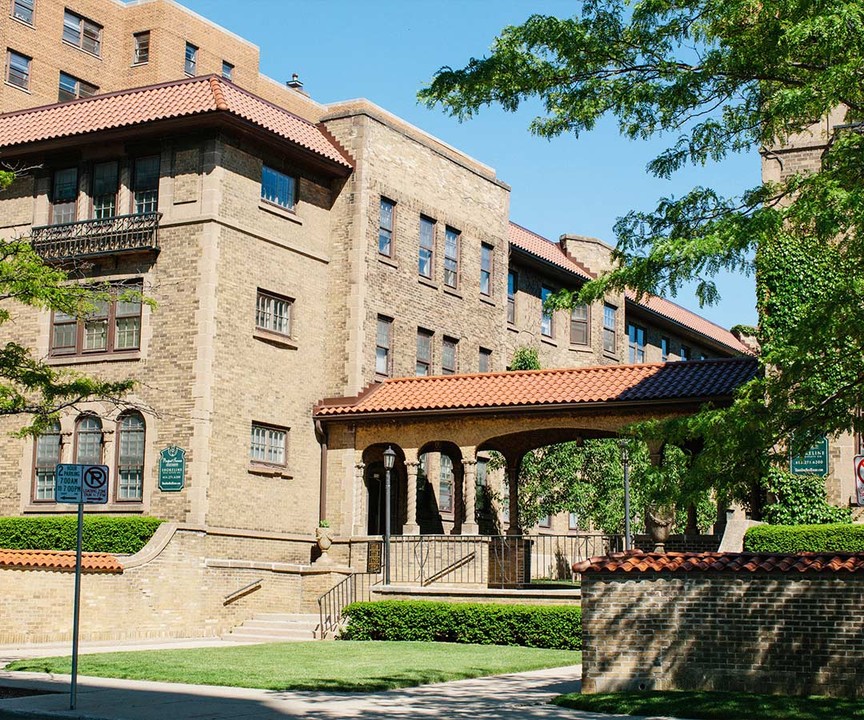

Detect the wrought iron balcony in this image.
[31,212,161,261]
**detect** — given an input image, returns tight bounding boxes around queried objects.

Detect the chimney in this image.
[286,73,306,94]
[558,234,615,276]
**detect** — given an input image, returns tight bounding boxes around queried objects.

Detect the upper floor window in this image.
[261,166,296,211]
[133,31,150,64]
[418,216,435,278]
[442,336,458,375]
[540,286,554,337]
[680,345,690,361]
[480,243,493,296]
[133,156,160,214]
[443,226,460,288]
[75,415,103,465]
[51,281,142,356]
[58,71,97,102]
[117,412,145,500]
[570,304,589,346]
[221,60,234,80]
[255,290,292,337]
[12,0,34,24]
[507,271,517,324]
[184,42,198,75]
[91,161,118,219]
[51,167,78,224]
[661,336,670,362]
[5,49,30,90]
[378,197,395,257]
[603,303,617,354]
[250,422,287,467]
[479,347,492,373]
[63,10,102,56]
[439,454,454,513]
[375,315,392,377]
[33,421,61,502]
[416,328,432,376]
[628,323,646,363]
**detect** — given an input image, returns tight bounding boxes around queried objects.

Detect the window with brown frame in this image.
[478,347,492,373]
[378,197,395,257]
[443,226,460,288]
[63,9,102,56]
[661,336,670,362]
[184,41,197,75]
[438,454,454,513]
[5,49,30,89]
[33,420,61,502]
[442,336,458,375]
[507,271,517,324]
[250,422,287,467]
[628,323,646,363]
[570,304,590,345]
[132,156,160,214]
[51,167,78,224]
[416,328,432,376]
[91,161,118,219]
[603,303,617,354]
[133,31,150,64]
[541,286,554,338]
[58,71,97,102]
[75,415,103,465]
[680,344,690,362]
[418,216,435,278]
[11,0,34,24]
[375,315,393,377]
[480,243,493,296]
[116,412,145,500]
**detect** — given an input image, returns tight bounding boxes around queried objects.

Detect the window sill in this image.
[540,336,557,347]
[418,277,438,290]
[3,81,31,94]
[569,344,593,353]
[479,295,496,307]
[377,255,398,270]
[61,40,102,60]
[130,61,149,68]
[46,352,141,366]
[248,464,293,479]
[443,286,462,299]
[507,324,519,334]
[603,351,620,362]
[258,200,302,225]
[10,15,34,28]
[253,328,298,350]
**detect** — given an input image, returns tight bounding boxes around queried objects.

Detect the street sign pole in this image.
[70,498,83,710]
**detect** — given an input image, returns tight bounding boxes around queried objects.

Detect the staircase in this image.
[223,613,321,643]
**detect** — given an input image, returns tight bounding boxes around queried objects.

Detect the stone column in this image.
[351,462,366,537]
[403,461,420,535]
[507,464,521,536]
[461,459,479,535]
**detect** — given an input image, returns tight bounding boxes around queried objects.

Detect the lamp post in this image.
[382,445,396,585]
[619,438,632,551]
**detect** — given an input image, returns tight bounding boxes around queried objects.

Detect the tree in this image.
[421,1,864,510]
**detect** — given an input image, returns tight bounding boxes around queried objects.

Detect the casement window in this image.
[570,305,590,346]
[442,336,458,375]
[538,514,551,528]
[628,323,646,363]
[11,0,34,24]
[661,336,670,362]
[375,315,392,377]
[91,161,118,219]
[261,165,297,211]
[63,10,102,56]
[480,243,493,296]
[439,454,454,513]
[51,281,142,356]
[51,167,78,224]
[33,421,61,501]
[443,226,460,288]
[255,290,292,337]
[75,415,103,465]
[478,347,492,373]
[221,60,233,80]
[507,271,517,324]
[416,328,432,376]
[117,412,145,500]
[132,156,160,214]
[5,49,30,90]
[378,197,395,257]
[418,216,435,278]
[569,512,580,531]
[133,31,150,64]
[603,303,617,354]
[58,71,97,102]
[250,422,287,467]
[184,41,197,75]
[680,345,690,362]
[540,286,554,337]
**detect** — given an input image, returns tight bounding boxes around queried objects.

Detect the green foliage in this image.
[744,523,864,553]
[761,468,852,526]
[509,346,540,370]
[341,600,582,651]
[0,515,163,553]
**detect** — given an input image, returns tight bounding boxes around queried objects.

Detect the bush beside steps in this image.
[0,515,163,554]
[744,522,864,553]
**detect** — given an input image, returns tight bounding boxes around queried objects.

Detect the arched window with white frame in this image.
[75,415,103,465]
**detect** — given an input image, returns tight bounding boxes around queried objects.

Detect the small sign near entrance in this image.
[158,446,186,492]
[55,464,109,504]
[790,436,830,476]
[855,455,864,506]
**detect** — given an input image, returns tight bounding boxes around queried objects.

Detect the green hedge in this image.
[340,600,581,650]
[0,516,163,554]
[744,523,864,553]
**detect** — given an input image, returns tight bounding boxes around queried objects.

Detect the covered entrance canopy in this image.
[314,357,758,537]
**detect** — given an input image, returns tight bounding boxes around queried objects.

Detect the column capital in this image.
[404,460,421,471]
[461,458,478,468]
[354,462,366,471]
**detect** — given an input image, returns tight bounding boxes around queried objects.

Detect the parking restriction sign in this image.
[55,464,109,504]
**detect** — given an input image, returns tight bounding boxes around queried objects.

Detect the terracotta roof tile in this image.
[314,356,758,417]
[0,549,122,573]
[508,223,594,280]
[574,550,864,575]
[0,76,351,170]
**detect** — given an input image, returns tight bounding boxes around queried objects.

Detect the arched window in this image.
[75,415,103,465]
[34,421,62,501]
[116,412,145,501]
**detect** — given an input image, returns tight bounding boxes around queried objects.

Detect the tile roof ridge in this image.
[509,220,549,241]
[208,76,229,111]
[625,288,746,336]
[217,75,326,130]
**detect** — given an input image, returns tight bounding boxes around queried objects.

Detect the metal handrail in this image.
[31,212,162,261]
[317,571,380,640]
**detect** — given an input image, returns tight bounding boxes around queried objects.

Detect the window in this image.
[700,353,708,361]
[378,197,395,257]
[442,336,458,375]
[5,49,30,90]
[680,345,690,362]
[443,226,459,288]
[63,10,101,56]
[570,304,590,346]
[416,328,432,376]
[541,286,554,337]
[439,454,454,513]
[133,31,150,64]
[661,336,670,362]
[256,290,292,337]
[91,161,118,219]
[133,156,160,214]
[51,281,142,356]
[375,316,392,377]
[250,422,286,467]
[12,0,34,24]
[51,167,78,224]
[569,512,581,531]
[603,303,617,354]
[221,60,233,80]
[628,323,646,363]
[184,41,197,75]
[480,243,493,296]
[33,421,61,501]
[418,216,435,278]
[478,347,492,373]
[75,415,102,465]
[539,514,551,528]
[507,271,517,324]
[117,412,145,500]
[58,71,97,101]
[261,165,296,211]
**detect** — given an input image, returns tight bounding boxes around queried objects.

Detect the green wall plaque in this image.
[159,446,186,492]
[790,436,829,476]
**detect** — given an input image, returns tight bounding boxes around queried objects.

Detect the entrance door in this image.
[366,462,402,535]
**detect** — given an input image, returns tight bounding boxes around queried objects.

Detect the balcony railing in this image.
[31,212,161,261]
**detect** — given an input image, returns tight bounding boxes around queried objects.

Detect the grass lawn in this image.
[553,690,864,720]
[7,641,580,692]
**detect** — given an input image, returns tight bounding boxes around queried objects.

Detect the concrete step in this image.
[223,613,321,642]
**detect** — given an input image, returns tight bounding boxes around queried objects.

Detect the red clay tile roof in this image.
[0,76,351,170]
[315,356,758,417]
[575,550,864,575]
[0,549,123,573]
[508,223,594,280]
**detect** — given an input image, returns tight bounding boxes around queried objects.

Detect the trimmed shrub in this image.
[340,600,581,650]
[0,516,163,554]
[744,523,864,553]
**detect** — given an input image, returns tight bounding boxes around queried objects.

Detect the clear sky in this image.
[181,0,759,329]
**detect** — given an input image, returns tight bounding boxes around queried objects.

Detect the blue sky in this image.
[181,0,759,329]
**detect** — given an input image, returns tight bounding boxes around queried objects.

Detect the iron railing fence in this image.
[31,212,161,261]
[317,571,380,639]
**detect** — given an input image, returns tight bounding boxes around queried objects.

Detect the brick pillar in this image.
[404,461,420,534]
[461,459,479,535]
[507,464,521,536]
[352,462,366,537]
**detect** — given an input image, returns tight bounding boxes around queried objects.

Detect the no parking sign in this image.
[855,455,864,506]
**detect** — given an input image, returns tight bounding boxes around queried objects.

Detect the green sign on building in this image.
[790,436,829,476]
[158,446,186,492]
